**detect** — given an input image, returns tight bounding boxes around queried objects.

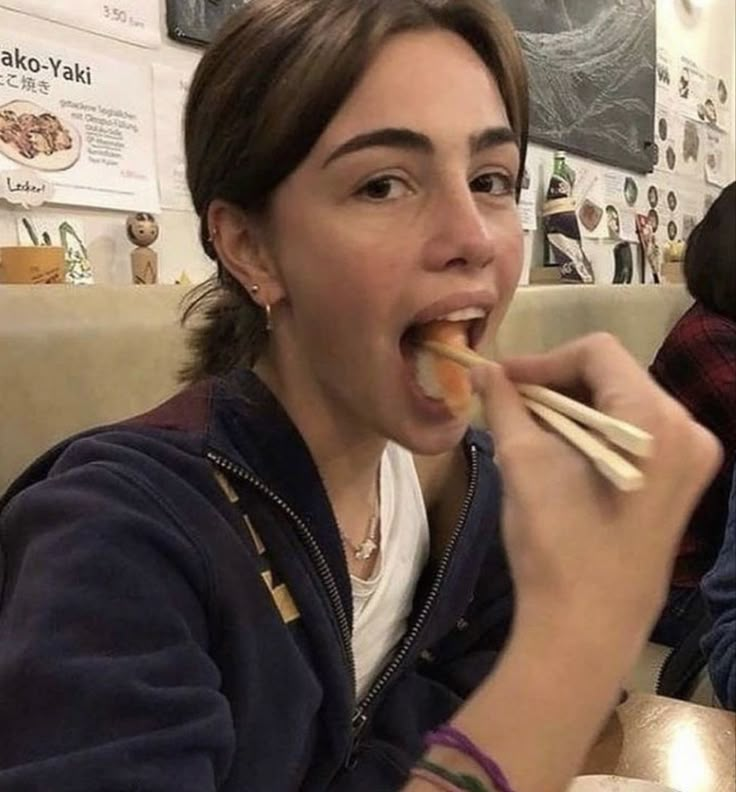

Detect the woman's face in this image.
[261,29,523,454]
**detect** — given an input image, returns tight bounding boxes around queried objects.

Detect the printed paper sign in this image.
[0,167,51,207]
[704,127,731,188]
[153,63,194,212]
[655,47,674,108]
[0,32,159,212]
[677,56,707,124]
[518,146,541,231]
[705,73,731,133]
[0,1,160,49]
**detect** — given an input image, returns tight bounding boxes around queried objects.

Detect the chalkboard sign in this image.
[166,0,249,47]
[500,0,656,173]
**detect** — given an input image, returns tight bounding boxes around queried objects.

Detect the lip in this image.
[409,290,496,326]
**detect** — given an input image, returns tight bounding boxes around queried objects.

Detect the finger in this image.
[500,333,657,419]
[470,362,540,444]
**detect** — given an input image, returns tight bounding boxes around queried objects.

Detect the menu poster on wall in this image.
[574,166,607,239]
[653,103,679,174]
[0,1,161,49]
[677,56,707,124]
[153,63,193,212]
[704,126,731,188]
[705,73,731,133]
[678,117,705,179]
[0,33,159,212]
[601,170,639,243]
[655,47,674,108]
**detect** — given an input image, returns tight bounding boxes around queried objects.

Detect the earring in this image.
[250,284,260,295]
[208,226,218,243]
[264,302,272,332]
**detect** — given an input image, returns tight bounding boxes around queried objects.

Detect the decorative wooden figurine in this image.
[126,212,159,284]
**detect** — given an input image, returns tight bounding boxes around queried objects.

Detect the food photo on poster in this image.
[0,32,159,212]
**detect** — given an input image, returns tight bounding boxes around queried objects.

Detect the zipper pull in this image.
[345,708,368,769]
[351,708,368,739]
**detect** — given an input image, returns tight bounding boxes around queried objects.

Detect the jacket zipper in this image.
[349,443,479,750]
[206,451,356,697]
[209,443,479,768]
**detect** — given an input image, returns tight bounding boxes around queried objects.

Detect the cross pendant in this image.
[354,537,378,561]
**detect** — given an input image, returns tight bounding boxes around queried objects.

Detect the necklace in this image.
[340,504,380,561]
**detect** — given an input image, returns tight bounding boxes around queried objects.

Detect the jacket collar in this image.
[205,367,352,614]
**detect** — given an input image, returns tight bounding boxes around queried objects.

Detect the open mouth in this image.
[399,307,488,412]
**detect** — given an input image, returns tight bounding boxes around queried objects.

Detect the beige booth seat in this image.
[1,284,190,493]
[1,283,691,494]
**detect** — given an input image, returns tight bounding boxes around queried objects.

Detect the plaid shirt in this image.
[650,301,736,585]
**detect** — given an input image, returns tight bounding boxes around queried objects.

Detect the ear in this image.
[207,199,286,305]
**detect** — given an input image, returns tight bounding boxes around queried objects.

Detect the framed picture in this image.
[501,0,656,173]
[166,0,248,47]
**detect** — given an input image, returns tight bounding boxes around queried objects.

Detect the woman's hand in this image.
[472,332,722,648]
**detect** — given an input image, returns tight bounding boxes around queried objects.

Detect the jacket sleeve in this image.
[700,468,736,711]
[0,462,235,791]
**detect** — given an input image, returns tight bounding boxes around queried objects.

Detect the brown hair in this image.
[180,0,529,383]
[683,181,735,321]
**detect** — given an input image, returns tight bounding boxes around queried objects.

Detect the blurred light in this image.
[666,721,713,791]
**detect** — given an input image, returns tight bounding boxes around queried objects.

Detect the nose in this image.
[422,185,495,271]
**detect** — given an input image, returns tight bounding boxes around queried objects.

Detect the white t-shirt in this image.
[351,442,430,700]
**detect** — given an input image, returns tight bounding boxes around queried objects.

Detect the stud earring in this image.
[250,284,260,295]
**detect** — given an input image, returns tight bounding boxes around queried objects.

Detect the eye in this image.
[470,171,514,196]
[356,175,411,201]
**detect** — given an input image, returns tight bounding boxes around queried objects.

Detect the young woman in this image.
[0,2,720,791]
[649,182,736,652]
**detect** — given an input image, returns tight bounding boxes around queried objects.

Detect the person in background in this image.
[701,464,736,710]
[0,2,720,791]
[649,182,736,650]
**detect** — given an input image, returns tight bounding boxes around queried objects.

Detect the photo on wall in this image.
[166,0,248,46]
[501,0,656,173]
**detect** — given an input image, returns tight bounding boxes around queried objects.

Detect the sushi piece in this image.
[414,319,473,417]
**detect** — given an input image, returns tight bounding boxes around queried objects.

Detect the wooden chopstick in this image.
[515,383,653,458]
[421,340,650,491]
[520,398,644,492]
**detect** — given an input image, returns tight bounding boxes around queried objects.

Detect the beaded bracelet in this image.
[425,724,515,792]
[415,758,489,792]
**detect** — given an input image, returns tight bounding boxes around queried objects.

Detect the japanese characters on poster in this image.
[0,33,159,212]
[0,1,160,49]
[152,63,193,212]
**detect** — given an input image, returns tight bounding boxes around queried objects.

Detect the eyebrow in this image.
[322,125,518,168]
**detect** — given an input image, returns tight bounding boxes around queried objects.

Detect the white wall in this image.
[0,0,734,286]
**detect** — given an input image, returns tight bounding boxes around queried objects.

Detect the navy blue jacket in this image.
[701,464,736,710]
[0,368,513,791]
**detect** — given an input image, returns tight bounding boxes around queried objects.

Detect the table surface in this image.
[584,692,736,792]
